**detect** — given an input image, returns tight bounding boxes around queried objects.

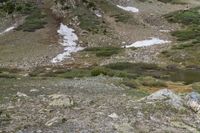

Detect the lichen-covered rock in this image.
[145,89,184,108]
[49,94,74,107]
[185,92,200,113]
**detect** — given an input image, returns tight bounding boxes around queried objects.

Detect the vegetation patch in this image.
[16,9,47,32]
[105,62,161,74]
[138,76,167,87]
[165,7,200,25]
[162,7,200,66]
[0,0,37,16]
[165,7,200,43]
[0,67,21,79]
[157,0,186,4]
[84,47,121,57]
[192,82,200,93]
[126,89,149,98]
[122,76,167,89]
[72,5,107,34]
[28,62,200,84]
[94,0,138,24]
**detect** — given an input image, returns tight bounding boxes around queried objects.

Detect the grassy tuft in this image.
[158,0,186,4]
[84,47,121,57]
[16,9,47,32]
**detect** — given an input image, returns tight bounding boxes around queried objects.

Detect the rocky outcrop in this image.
[185,92,200,113]
[145,89,184,109]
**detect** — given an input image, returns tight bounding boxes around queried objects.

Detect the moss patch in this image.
[84,47,122,57]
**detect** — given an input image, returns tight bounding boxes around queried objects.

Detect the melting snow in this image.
[160,30,170,33]
[51,23,84,63]
[125,38,171,48]
[95,13,102,18]
[0,25,15,35]
[117,5,139,13]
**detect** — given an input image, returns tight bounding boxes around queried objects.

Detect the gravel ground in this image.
[0,76,200,133]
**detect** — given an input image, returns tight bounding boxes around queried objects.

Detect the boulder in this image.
[185,92,200,113]
[49,94,74,108]
[146,89,183,108]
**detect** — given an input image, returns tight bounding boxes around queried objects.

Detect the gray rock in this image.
[45,117,61,127]
[114,123,135,133]
[185,92,200,113]
[49,94,74,107]
[16,92,28,97]
[30,89,39,93]
[108,113,119,119]
[146,89,183,108]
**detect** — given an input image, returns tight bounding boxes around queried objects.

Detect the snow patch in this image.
[95,13,102,18]
[0,25,15,35]
[117,5,139,13]
[159,30,171,33]
[51,23,84,63]
[125,38,171,48]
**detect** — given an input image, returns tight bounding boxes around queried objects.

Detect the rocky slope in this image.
[1,0,200,132]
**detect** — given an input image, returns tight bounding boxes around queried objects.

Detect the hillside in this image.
[1,0,200,132]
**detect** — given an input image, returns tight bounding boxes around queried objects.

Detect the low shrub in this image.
[16,10,47,32]
[85,47,121,57]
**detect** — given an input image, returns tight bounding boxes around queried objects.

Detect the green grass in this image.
[72,5,107,34]
[165,7,200,25]
[157,0,186,4]
[171,25,200,42]
[0,67,21,79]
[84,47,121,57]
[126,89,149,98]
[0,1,37,15]
[165,7,200,42]
[122,76,167,89]
[105,62,160,72]
[138,76,167,87]
[171,43,195,50]
[55,69,91,78]
[165,7,200,43]
[16,9,47,32]
[91,67,137,78]
[192,82,200,93]
[28,62,200,84]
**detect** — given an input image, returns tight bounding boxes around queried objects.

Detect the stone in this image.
[16,92,28,97]
[108,113,119,119]
[185,92,200,113]
[49,94,74,107]
[45,117,61,127]
[30,89,39,93]
[146,89,183,108]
